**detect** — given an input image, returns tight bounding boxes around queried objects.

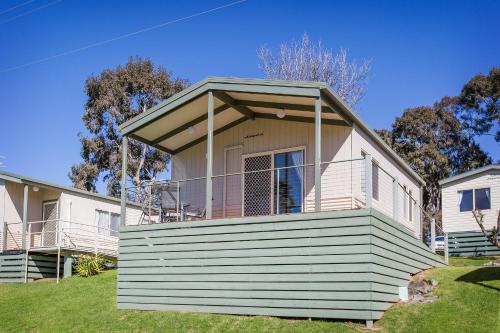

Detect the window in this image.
[361,150,379,201]
[475,188,491,210]
[403,186,408,218]
[95,210,120,236]
[110,213,120,237]
[409,190,413,222]
[458,190,473,212]
[372,161,379,201]
[457,188,491,212]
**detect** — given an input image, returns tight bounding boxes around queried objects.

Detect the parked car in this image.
[435,235,445,251]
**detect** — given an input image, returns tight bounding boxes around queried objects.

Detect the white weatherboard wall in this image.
[172,118,422,236]
[0,179,5,238]
[58,191,142,231]
[442,169,500,233]
[351,126,421,236]
[1,177,142,252]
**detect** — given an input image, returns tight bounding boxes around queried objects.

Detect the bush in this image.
[75,255,106,277]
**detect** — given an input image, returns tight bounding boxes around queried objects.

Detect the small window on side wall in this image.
[458,190,473,212]
[372,162,379,201]
[110,213,120,237]
[475,188,491,210]
[361,150,379,201]
[409,190,413,222]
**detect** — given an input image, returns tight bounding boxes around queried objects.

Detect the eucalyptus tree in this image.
[70,57,187,196]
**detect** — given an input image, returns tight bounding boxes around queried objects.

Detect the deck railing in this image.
[1,220,118,257]
[124,156,425,238]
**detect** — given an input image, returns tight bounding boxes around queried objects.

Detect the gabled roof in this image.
[439,164,500,186]
[120,77,425,185]
[0,169,136,206]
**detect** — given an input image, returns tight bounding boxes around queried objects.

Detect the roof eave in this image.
[0,170,140,207]
[439,164,500,186]
[119,77,327,136]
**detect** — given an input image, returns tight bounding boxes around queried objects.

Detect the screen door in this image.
[42,201,58,247]
[243,154,272,216]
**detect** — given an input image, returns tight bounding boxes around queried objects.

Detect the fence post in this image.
[392,177,399,222]
[205,90,214,219]
[364,155,372,209]
[314,95,322,212]
[22,184,28,250]
[276,168,280,215]
[430,218,436,253]
[444,232,449,265]
[176,182,180,222]
[2,222,7,251]
[120,135,128,227]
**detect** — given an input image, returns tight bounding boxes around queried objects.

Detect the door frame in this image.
[41,200,59,247]
[241,145,307,216]
[223,145,243,217]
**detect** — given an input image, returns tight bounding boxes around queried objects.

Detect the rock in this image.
[407,276,439,304]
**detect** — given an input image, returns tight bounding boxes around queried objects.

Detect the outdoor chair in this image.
[160,183,189,222]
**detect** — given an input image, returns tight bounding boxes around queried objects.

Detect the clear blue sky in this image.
[0,0,498,193]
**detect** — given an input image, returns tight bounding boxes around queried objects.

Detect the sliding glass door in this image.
[243,148,304,216]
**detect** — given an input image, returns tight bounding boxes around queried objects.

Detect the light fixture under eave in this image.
[33,186,39,192]
[187,126,196,134]
[276,108,286,119]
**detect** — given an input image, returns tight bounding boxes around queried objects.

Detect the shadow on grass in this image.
[455,267,500,292]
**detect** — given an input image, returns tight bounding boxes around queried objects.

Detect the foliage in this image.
[258,33,371,106]
[74,254,106,277]
[1,266,498,332]
[447,67,499,142]
[70,57,187,196]
[376,69,495,230]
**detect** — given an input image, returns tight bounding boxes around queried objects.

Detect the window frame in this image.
[371,160,380,201]
[95,209,121,237]
[360,150,379,202]
[408,189,413,222]
[457,188,491,213]
[474,187,491,211]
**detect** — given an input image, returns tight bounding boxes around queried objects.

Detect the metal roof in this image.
[119,77,425,185]
[0,169,137,206]
[439,164,500,186]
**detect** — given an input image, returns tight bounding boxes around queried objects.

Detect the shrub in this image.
[75,255,106,277]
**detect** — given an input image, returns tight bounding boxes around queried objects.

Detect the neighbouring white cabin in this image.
[0,170,142,257]
[440,164,500,257]
[440,164,500,233]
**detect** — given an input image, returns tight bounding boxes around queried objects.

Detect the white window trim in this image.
[457,187,491,213]
[95,209,120,236]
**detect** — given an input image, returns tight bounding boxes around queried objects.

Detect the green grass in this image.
[0,263,499,333]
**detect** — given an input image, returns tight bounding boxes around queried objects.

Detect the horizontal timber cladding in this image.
[448,231,500,257]
[117,209,443,321]
[0,252,63,283]
[0,252,25,283]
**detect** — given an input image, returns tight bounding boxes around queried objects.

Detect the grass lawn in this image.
[0,258,498,333]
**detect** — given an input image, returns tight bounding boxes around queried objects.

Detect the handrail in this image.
[126,158,367,190]
[1,219,119,257]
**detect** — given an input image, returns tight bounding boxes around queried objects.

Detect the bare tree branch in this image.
[258,33,371,106]
[472,209,500,248]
